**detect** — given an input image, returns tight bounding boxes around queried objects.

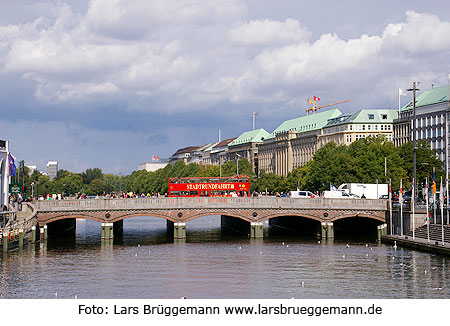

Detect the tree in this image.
[80,168,104,184]
[88,178,107,195]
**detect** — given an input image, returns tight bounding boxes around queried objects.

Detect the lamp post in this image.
[407,82,420,239]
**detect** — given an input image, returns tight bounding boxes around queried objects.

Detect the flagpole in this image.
[252,112,255,131]
[441,177,445,244]
[433,167,436,224]
[389,179,393,235]
[426,177,430,243]
[447,73,450,226]
[400,179,403,236]
[412,179,415,239]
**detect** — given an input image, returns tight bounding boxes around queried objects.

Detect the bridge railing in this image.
[31,197,389,212]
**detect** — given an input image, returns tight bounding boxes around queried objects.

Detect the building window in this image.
[368,114,374,120]
[382,114,388,120]
[362,125,365,131]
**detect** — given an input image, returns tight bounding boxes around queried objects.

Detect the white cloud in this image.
[229,18,310,47]
[1,2,450,112]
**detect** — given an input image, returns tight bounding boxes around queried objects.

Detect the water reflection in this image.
[0,215,449,299]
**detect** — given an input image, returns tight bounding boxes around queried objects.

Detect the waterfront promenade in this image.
[382,224,450,256]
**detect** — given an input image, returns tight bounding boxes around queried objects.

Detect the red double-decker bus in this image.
[168,176,250,197]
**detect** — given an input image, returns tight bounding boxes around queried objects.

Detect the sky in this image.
[1,0,450,174]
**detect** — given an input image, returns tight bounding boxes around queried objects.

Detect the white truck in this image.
[338,183,388,199]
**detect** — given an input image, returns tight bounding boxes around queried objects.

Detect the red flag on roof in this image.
[313,96,320,101]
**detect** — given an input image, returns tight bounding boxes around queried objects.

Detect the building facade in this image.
[227,128,270,174]
[320,109,397,147]
[138,161,169,172]
[46,161,58,179]
[258,109,342,176]
[393,85,450,167]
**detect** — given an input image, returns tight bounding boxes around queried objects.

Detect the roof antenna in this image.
[431,83,434,89]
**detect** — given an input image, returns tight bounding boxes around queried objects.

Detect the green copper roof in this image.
[401,85,450,111]
[229,128,271,146]
[267,108,342,139]
[325,109,397,127]
[202,142,218,152]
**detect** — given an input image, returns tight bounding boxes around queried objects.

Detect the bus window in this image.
[180,179,188,184]
[189,191,198,196]
[230,178,238,183]
[200,178,209,183]
[170,179,179,184]
[210,179,219,183]
[190,179,199,184]
[170,191,180,196]
[238,178,249,183]
[181,191,190,196]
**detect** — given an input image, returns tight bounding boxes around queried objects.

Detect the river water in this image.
[1,216,449,299]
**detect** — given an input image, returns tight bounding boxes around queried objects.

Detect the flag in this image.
[399,179,403,203]
[399,88,406,96]
[313,96,320,101]
[432,172,436,194]
[308,98,313,105]
[439,177,444,208]
[330,183,337,191]
[8,153,16,177]
[253,111,258,116]
[152,155,160,161]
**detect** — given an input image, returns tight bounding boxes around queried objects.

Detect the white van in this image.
[289,190,316,198]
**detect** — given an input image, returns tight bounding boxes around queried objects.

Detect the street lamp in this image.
[407,82,420,239]
[236,153,241,175]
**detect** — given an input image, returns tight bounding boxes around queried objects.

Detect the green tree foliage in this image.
[80,168,104,184]
[88,178,107,195]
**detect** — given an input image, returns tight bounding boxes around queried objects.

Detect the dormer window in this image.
[382,114,388,120]
[368,114,374,120]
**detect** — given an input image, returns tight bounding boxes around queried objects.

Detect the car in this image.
[289,190,317,198]
[379,195,389,199]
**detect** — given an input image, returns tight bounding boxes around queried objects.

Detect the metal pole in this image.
[411,82,418,239]
[441,177,445,244]
[426,176,430,243]
[446,73,450,226]
[252,112,255,130]
[400,179,403,236]
[433,167,436,224]
[389,179,393,235]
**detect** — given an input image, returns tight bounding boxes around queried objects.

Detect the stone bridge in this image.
[29,197,388,240]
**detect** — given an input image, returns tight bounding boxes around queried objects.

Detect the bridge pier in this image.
[321,222,334,239]
[174,223,186,239]
[166,220,186,239]
[101,223,114,240]
[250,222,263,238]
